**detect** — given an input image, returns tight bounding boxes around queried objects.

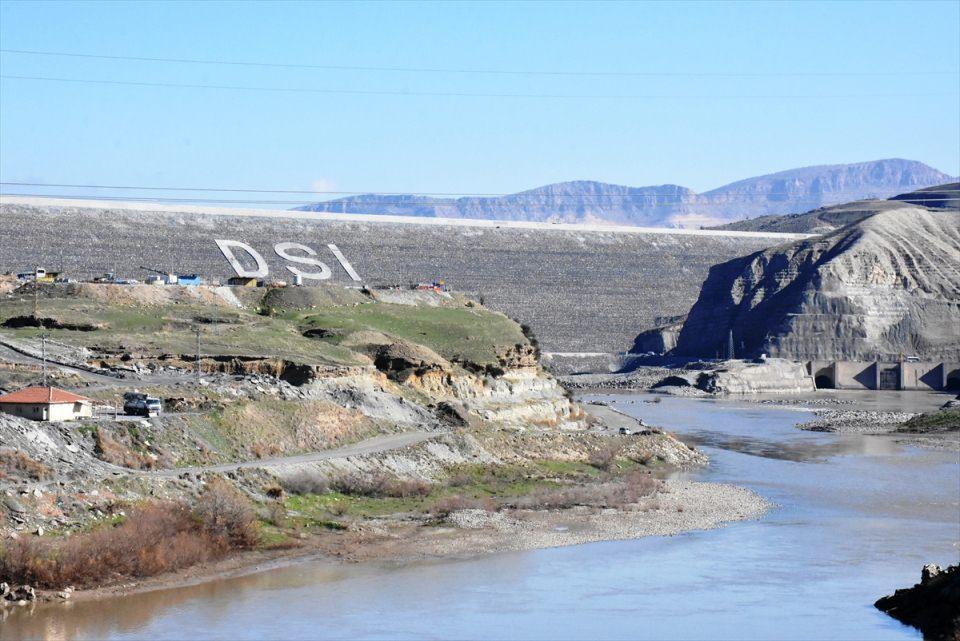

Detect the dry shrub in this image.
[281,472,330,496]
[445,470,476,488]
[194,479,259,548]
[588,442,622,472]
[0,449,52,480]
[251,442,283,460]
[640,498,661,512]
[431,495,496,516]
[282,472,431,499]
[0,503,215,588]
[93,429,154,470]
[0,485,259,589]
[266,502,287,527]
[630,449,655,466]
[265,485,285,500]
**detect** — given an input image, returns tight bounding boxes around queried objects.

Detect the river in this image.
[2,393,958,640]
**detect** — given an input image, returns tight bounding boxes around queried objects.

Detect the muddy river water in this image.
[3,393,958,640]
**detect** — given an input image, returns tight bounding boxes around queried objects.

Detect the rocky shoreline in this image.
[875,564,960,641]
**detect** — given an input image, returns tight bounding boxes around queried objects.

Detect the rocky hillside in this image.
[295,159,952,228]
[710,183,959,234]
[671,207,960,361]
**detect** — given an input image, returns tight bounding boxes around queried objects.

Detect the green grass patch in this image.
[293,303,526,366]
[286,492,427,519]
[898,407,960,432]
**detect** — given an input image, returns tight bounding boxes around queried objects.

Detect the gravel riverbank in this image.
[350,479,772,564]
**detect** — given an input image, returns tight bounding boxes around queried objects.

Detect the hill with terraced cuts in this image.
[672,207,960,361]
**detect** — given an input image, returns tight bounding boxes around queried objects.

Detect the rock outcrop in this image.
[652,359,815,395]
[673,208,960,361]
[875,564,960,641]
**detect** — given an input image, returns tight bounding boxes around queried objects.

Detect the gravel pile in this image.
[799,410,920,434]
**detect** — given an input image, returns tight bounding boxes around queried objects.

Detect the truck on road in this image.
[123,392,163,417]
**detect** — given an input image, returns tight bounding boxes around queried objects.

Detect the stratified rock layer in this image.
[673,208,960,361]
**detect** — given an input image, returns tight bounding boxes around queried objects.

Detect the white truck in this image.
[123,392,163,417]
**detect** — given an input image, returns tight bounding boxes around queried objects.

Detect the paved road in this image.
[148,430,438,477]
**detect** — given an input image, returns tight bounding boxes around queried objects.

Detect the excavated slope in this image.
[673,208,960,360]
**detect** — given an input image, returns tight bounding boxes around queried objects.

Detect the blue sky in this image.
[1,0,958,202]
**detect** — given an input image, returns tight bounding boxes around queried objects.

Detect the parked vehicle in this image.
[123,392,163,417]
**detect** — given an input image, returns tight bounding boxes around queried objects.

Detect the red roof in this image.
[0,386,92,405]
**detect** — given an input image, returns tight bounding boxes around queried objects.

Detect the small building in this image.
[227,276,260,287]
[0,386,93,421]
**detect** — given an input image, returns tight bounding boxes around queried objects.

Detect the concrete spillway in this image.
[0,197,807,363]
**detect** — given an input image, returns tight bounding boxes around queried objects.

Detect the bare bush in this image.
[281,472,330,496]
[431,495,496,516]
[93,428,155,470]
[0,503,223,589]
[588,442,622,471]
[194,479,259,548]
[0,449,52,480]
[445,470,476,488]
[282,472,431,499]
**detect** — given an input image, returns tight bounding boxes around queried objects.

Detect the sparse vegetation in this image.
[0,486,258,589]
[0,449,52,481]
[279,461,663,523]
[282,471,432,499]
[587,442,622,471]
[506,471,661,510]
[897,407,960,433]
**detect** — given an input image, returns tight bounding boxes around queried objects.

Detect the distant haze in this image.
[295,159,954,228]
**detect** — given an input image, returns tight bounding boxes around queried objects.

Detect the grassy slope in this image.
[0,285,527,367]
[291,302,526,366]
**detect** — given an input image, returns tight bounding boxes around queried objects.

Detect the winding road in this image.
[149,430,438,477]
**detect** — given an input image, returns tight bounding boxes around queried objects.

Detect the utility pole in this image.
[33,267,40,319]
[727,329,736,360]
[195,326,202,384]
[40,333,48,387]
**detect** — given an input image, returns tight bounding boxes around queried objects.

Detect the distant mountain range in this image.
[294,159,954,228]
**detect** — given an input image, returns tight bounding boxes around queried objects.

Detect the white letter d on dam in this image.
[215,239,269,278]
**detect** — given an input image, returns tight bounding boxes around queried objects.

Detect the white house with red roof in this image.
[0,386,93,421]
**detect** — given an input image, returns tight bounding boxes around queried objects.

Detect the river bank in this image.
[11,470,769,608]
[4,393,955,640]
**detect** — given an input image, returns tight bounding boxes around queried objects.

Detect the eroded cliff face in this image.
[673,208,960,361]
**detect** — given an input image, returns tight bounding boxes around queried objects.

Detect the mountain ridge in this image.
[295,159,954,228]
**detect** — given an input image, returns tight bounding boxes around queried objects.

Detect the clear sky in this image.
[1,0,958,203]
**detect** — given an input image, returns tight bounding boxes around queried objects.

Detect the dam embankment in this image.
[0,197,806,364]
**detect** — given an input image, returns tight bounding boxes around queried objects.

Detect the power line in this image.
[1,74,955,100]
[2,192,957,207]
[3,48,956,78]
[3,181,957,198]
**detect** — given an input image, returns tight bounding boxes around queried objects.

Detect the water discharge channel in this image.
[2,393,958,640]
